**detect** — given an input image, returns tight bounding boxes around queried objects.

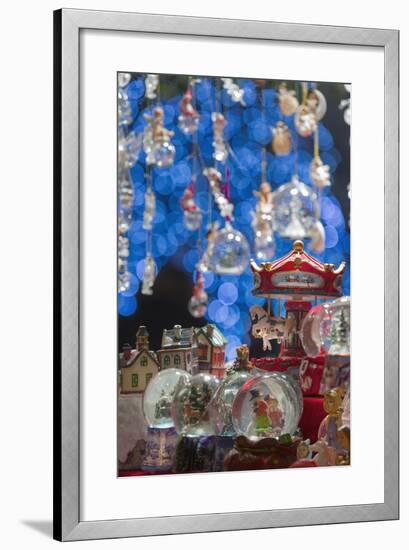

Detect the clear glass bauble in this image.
[118,129,142,169]
[208,223,250,275]
[231,373,300,440]
[118,72,132,88]
[209,371,253,436]
[300,303,327,357]
[118,88,133,126]
[178,114,199,135]
[183,209,202,231]
[273,175,319,240]
[172,373,220,437]
[118,209,132,234]
[188,292,208,318]
[153,140,176,168]
[254,233,276,262]
[322,296,350,356]
[143,368,191,429]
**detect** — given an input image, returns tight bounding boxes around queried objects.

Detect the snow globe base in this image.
[141,426,179,473]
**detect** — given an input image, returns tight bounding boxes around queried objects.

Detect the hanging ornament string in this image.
[310,124,331,189]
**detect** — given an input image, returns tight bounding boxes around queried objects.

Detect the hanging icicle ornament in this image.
[273,175,319,240]
[339,84,351,125]
[310,127,331,189]
[211,112,228,163]
[252,181,276,261]
[180,183,202,230]
[272,121,292,155]
[118,257,131,293]
[277,85,299,116]
[141,254,157,296]
[142,187,156,231]
[221,78,246,106]
[178,87,200,135]
[144,106,175,167]
[118,87,133,127]
[203,167,234,220]
[188,270,208,318]
[145,74,159,99]
[118,128,142,173]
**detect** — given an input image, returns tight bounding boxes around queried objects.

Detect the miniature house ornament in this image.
[144,106,175,167]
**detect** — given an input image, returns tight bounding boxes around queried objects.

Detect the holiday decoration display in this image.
[143,368,191,429]
[172,373,220,437]
[117,73,351,477]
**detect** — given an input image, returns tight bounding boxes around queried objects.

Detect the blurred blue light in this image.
[182,249,199,272]
[218,282,239,305]
[325,225,339,248]
[118,294,138,317]
[119,273,140,297]
[153,172,174,195]
[170,161,192,187]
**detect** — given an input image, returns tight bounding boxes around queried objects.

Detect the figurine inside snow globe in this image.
[232,373,300,440]
[143,368,191,429]
[172,373,220,437]
[209,345,254,436]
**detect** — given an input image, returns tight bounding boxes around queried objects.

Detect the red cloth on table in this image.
[299,396,325,442]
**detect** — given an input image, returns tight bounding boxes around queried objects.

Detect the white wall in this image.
[0,0,406,548]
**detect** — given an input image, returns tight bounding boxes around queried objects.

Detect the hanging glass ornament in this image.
[141,254,157,296]
[231,373,301,440]
[203,167,234,220]
[178,87,200,134]
[208,221,250,275]
[118,176,134,211]
[143,368,191,429]
[145,74,159,100]
[252,181,276,261]
[307,88,327,121]
[272,121,291,155]
[118,210,132,235]
[310,156,331,189]
[180,184,202,230]
[118,87,133,126]
[211,112,228,163]
[142,187,156,231]
[295,104,317,137]
[273,175,319,240]
[310,219,326,253]
[118,72,132,88]
[339,84,351,125]
[277,85,299,116]
[144,107,175,167]
[172,373,220,437]
[326,297,351,357]
[118,235,130,259]
[188,271,208,318]
[118,129,142,172]
[221,77,246,105]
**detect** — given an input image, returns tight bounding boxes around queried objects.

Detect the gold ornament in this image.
[272,121,291,155]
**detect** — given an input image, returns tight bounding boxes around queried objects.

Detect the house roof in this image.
[195,324,227,347]
[161,325,196,349]
[121,348,159,369]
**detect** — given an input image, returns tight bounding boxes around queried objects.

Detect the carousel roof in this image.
[250,240,345,299]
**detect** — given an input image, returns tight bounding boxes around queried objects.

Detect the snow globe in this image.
[143,368,191,429]
[172,373,220,437]
[208,222,250,275]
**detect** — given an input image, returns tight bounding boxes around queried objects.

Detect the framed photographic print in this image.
[54,8,399,541]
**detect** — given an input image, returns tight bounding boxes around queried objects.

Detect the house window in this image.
[132,373,139,388]
[164,355,170,367]
[145,373,153,385]
[140,356,148,367]
[174,354,181,366]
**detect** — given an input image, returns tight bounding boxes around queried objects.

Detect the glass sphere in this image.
[209,371,253,436]
[188,293,208,318]
[118,178,134,210]
[321,296,350,356]
[153,141,176,168]
[143,369,191,429]
[172,373,220,437]
[178,114,199,135]
[208,223,250,275]
[232,373,300,440]
[273,175,319,240]
[254,233,276,261]
[300,303,327,357]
